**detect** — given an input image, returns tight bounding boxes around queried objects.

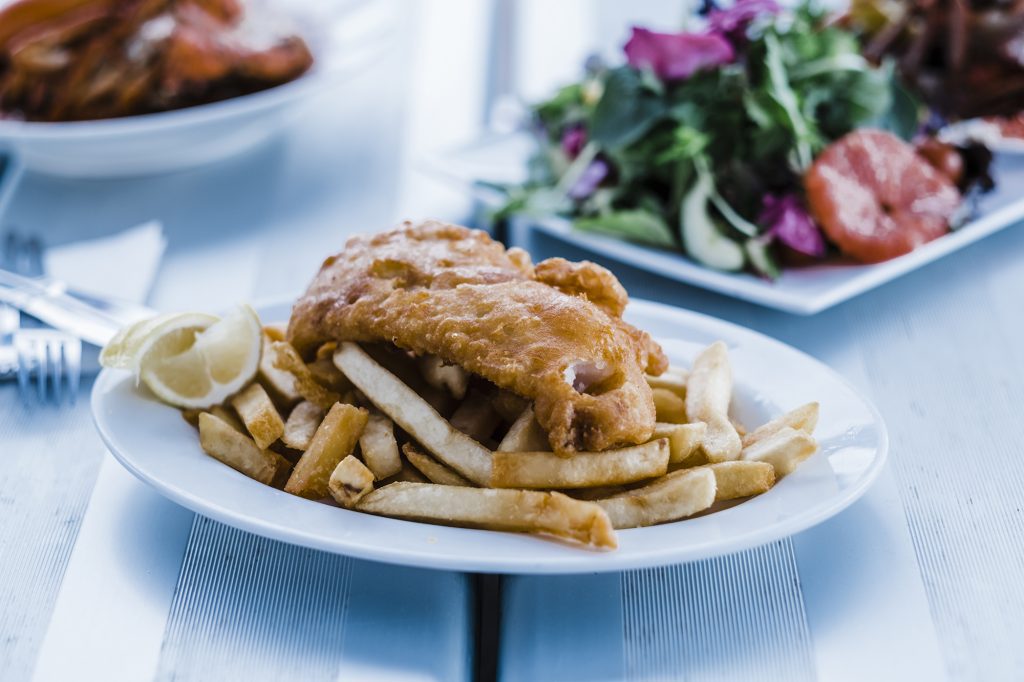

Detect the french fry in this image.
[282,400,324,451]
[270,442,304,464]
[491,439,669,489]
[595,467,716,529]
[198,412,278,485]
[209,404,245,433]
[741,426,817,476]
[362,344,454,415]
[402,443,472,487]
[731,417,747,437]
[742,402,819,447]
[262,323,287,343]
[359,413,402,479]
[334,343,492,485]
[697,461,775,501]
[231,383,285,449]
[645,368,687,398]
[258,332,302,408]
[686,341,742,462]
[285,402,369,499]
[270,452,294,489]
[340,389,366,407]
[653,388,687,423]
[307,357,353,393]
[564,484,635,501]
[315,342,339,361]
[390,461,429,483]
[356,482,617,549]
[418,355,469,399]
[272,341,341,410]
[181,408,201,428]
[449,390,502,443]
[497,407,549,453]
[328,455,375,508]
[654,422,706,465]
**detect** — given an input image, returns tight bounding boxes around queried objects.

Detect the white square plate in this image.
[427,133,1024,314]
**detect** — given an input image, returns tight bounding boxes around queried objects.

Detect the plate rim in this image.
[91,296,890,574]
[523,200,1024,315]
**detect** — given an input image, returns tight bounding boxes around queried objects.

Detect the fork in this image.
[2,230,83,405]
[15,329,81,404]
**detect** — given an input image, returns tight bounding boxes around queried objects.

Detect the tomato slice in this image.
[805,129,961,264]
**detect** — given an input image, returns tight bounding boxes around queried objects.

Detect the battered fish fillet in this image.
[288,220,668,454]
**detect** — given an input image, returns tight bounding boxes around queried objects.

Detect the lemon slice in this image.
[101,312,219,371]
[102,306,263,409]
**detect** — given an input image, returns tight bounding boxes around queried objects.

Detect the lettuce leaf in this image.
[574,210,676,248]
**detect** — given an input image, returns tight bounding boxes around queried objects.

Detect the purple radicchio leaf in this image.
[707,0,780,45]
[759,193,826,258]
[568,158,609,201]
[623,27,734,81]
[561,125,587,159]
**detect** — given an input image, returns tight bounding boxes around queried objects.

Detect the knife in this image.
[0,268,155,347]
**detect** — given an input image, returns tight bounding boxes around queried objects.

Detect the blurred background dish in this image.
[0,0,398,177]
[0,0,315,123]
[425,126,1024,314]
[846,0,1024,122]
[442,0,1024,313]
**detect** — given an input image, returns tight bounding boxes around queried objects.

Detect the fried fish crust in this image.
[288,220,667,453]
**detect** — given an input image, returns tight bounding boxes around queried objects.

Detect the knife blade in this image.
[0,268,148,347]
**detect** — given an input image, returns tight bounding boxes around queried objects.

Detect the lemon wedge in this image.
[101,311,219,371]
[101,305,263,408]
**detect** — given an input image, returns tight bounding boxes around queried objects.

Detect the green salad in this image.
[494,1,925,276]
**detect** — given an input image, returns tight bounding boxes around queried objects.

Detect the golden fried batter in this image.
[534,257,628,317]
[289,220,665,453]
[534,257,668,374]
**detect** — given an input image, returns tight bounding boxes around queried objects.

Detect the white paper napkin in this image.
[30,221,165,372]
[43,220,166,304]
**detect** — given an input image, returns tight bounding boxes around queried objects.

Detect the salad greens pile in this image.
[495,1,921,277]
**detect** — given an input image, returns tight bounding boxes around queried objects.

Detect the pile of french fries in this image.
[185,324,820,551]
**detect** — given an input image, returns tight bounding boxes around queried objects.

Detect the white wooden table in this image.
[0,13,480,679]
[504,218,1024,681]
[2,2,1024,679]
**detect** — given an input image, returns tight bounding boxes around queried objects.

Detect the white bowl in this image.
[0,0,397,178]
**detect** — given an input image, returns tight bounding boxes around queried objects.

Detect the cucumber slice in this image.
[745,238,781,279]
[680,172,746,271]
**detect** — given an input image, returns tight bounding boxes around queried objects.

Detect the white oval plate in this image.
[92,297,888,574]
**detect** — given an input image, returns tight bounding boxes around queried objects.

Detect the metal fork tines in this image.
[15,330,81,405]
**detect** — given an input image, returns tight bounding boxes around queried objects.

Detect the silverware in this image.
[0,304,19,375]
[2,230,43,276]
[49,279,156,328]
[0,156,28,373]
[0,217,158,402]
[0,266,128,347]
[15,329,81,404]
[0,229,35,357]
[1,230,86,405]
